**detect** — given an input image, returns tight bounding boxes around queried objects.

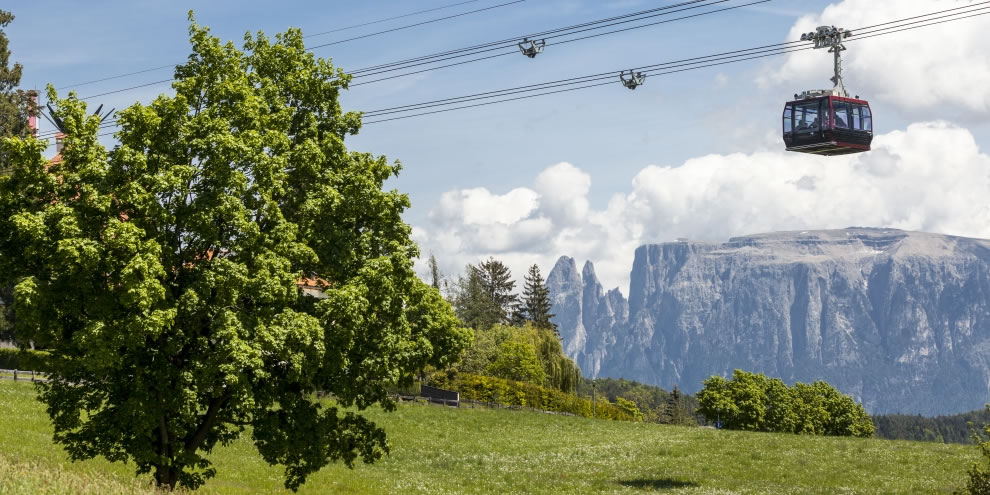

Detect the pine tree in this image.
[522,264,557,335]
[427,253,443,291]
[0,10,32,146]
[477,257,518,325]
[666,386,684,425]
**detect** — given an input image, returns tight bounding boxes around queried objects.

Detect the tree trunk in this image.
[154,464,178,490]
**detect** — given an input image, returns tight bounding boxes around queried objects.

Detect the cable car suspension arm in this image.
[800,26,853,97]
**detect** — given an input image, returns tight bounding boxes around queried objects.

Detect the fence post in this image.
[13,369,17,381]
[31,370,35,382]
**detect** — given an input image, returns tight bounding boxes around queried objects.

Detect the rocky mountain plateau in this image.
[547,228,990,415]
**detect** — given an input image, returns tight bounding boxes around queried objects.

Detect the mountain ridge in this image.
[548,227,990,415]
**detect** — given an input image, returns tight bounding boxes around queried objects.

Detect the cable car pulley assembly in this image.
[620,70,646,90]
[518,38,546,58]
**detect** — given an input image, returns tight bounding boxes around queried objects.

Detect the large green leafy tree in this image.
[0,16,470,491]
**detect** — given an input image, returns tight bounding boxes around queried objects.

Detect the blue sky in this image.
[7,0,990,291]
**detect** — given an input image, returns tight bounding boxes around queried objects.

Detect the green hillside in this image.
[0,380,977,494]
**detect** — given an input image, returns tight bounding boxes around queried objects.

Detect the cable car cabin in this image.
[782,94,872,156]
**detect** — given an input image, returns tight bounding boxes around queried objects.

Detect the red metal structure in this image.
[783,92,872,156]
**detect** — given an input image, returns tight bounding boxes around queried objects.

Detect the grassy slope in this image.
[0,380,977,494]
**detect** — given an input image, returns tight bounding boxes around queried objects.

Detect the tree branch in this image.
[183,393,229,455]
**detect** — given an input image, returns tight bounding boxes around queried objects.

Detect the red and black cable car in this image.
[784,26,872,156]
[782,91,872,156]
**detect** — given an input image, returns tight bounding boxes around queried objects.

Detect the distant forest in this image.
[872,408,990,444]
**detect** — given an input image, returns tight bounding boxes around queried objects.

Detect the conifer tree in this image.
[477,257,518,325]
[0,10,32,147]
[427,252,443,291]
[0,10,32,343]
[522,264,557,335]
[453,265,501,329]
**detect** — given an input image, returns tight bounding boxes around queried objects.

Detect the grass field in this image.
[0,380,979,494]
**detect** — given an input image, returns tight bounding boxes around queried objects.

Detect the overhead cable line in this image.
[350,0,764,86]
[361,46,816,123]
[357,6,990,124]
[347,0,716,75]
[361,39,806,116]
[55,0,521,91]
[358,0,990,115]
[306,0,525,49]
[73,0,741,99]
[303,0,482,38]
[35,3,990,137]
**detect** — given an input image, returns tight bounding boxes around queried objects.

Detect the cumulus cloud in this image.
[416,122,990,293]
[761,0,990,118]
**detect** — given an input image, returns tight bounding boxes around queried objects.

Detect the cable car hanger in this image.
[800,25,852,98]
[518,37,546,58]
[619,69,646,89]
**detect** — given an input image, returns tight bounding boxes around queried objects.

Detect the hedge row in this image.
[0,348,50,372]
[445,373,634,421]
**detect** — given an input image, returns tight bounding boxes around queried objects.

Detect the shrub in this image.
[697,369,873,437]
[450,373,633,421]
[0,348,49,371]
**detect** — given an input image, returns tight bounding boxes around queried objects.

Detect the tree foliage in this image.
[520,264,556,335]
[452,264,499,329]
[452,323,580,394]
[0,9,34,343]
[0,16,470,491]
[958,406,990,495]
[0,10,32,143]
[427,253,443,291]
[696,370,873,437]
[488,340,544,384]
[452,257,520,329]
[437,372,634,421]
[615,396,644,422]
[577,377,699,425]
[873,409,990,444]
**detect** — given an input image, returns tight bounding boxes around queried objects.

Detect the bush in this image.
[957,406,990,495]
[0,348,50,371]
[696,369,873,437]
[455,323,581,394]
[449,373,634,421]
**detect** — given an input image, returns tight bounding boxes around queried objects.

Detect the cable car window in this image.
[851,104,862,130]
[794,101,820,133]
[783,104,794,133]
[861,105,872,131]
[833,101,850,129]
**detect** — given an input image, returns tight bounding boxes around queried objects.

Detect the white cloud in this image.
[533,162,591,226]
[761,0,990,118]
[430,187,539,226]
[416,122,990,293]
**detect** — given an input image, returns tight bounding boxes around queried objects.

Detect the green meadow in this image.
[0,380,977,494]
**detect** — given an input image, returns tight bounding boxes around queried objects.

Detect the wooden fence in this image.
[0,368,48,382]
[392,394,577,417]
[0,374,575,418]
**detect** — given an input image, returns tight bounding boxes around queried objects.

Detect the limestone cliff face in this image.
[549,228,990,415]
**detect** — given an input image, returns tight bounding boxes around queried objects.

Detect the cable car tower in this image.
[782,26,873,156]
